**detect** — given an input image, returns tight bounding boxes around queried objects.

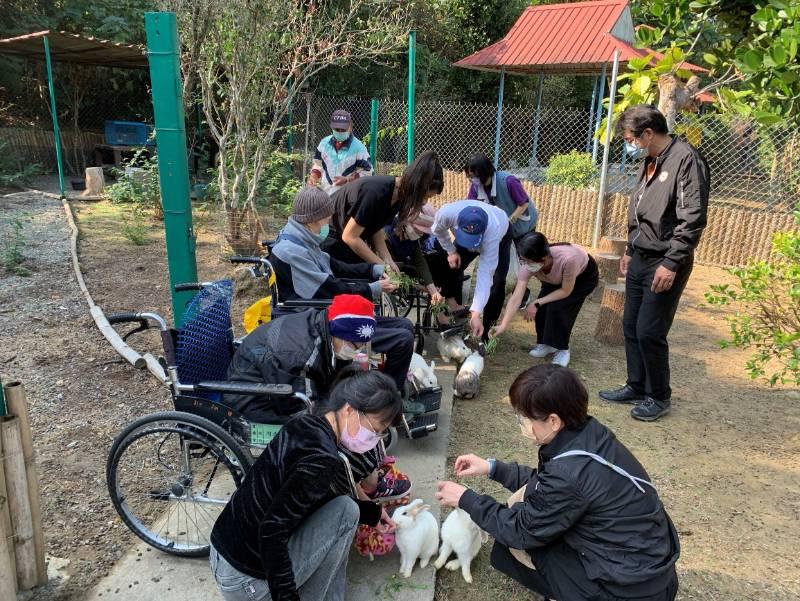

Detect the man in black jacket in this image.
[600,106,710,421]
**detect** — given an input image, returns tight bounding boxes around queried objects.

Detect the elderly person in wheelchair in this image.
[227,293,411,504]
[211,368,402,601]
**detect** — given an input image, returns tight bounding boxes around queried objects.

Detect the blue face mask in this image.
[332,130,350,143]
[318,224,330,241]
[625,141,647,160]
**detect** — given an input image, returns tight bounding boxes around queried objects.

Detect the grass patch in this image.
[1,214,32,276]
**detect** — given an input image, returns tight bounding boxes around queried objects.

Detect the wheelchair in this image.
[229,247,443,441]
[105,280,362,558]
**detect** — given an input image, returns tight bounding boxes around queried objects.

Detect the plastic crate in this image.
[104,120,154,146]
[249,422,282,445]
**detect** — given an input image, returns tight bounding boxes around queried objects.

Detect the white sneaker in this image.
[551,350,571,367]
[528,344,557,358]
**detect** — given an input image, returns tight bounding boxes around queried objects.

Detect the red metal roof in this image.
[0,30,147,69]
[454,0,705,75]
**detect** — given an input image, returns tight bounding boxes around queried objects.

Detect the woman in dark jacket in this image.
[210,369,402,601]
[322,150,444,270]
[436,364,680,601]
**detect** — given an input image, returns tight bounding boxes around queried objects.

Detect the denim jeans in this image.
[209,496,359,601]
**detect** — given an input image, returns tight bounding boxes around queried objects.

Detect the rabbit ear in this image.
[429,360,436,371]
[419,504,431,513]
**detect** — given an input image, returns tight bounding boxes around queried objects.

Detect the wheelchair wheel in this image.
[106,411,254,557]
[383,427,398,453]
[381,291,413,319]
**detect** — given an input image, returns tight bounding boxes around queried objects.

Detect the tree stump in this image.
[594,283,626,346]
[82,167,105,197]
[592,253,621,302]
[598,235,627,256]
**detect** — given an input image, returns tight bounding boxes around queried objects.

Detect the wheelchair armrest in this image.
[281,299,333,308]
[194,381,294,396]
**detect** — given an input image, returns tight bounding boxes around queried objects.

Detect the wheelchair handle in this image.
[107,312,142,324]
[174,282,213,292]
[230,256,264,264]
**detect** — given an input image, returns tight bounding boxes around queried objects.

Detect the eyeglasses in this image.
[332,127,349,133]
[360,411,381,434]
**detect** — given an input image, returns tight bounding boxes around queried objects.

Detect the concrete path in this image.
[83,360,454,601]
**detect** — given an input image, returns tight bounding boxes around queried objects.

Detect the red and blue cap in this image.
[455,205,488,250]
[327,294,376,343]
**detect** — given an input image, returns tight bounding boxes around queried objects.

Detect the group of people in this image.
[209,104,709,601]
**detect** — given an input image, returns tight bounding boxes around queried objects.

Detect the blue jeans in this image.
[209,496,359,601]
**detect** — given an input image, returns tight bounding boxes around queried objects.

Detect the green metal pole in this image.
[0,378,6,417]
[43,36,66,198]
[145,12,198,327]
[407,30,416,163]
[369,98,379,165]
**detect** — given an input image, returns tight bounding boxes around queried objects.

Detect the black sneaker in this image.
[599,385,646,404]
[369,476,412,503]
[631,397,671,421]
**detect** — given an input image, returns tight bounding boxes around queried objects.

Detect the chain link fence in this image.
[302,95,799,266]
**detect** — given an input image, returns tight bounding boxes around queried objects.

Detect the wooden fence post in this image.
[0,424,18,596]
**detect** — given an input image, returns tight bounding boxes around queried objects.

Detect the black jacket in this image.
[225,309,335,416]
[626,136,710,271]
[210,414,381,601]
[460,417,680,598]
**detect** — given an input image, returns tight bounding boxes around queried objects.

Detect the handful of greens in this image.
[384,267,417,294]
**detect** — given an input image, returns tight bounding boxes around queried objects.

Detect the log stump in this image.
[592,253,621,302]
[594,283,626,346]
[82,166,105,197]
[598,235,627,256]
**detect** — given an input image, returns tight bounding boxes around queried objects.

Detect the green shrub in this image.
[706,208,800,386]
[544,151,598,189]
[0,141,42,188]
[105,149,162,219]
[120,208,149,246]
[1,215,32,276]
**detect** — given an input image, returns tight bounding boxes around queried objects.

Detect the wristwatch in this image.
[533,301,541,309]
[486,457,497,479]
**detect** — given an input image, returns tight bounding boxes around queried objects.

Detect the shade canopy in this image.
[454,0,705,76]
[0,30,147,69]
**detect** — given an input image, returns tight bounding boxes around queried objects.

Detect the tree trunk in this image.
[594,283,626,346]
[597,236,627,256]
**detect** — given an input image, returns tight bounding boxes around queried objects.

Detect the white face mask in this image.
[522,261,543,273]
[335,342,360,361]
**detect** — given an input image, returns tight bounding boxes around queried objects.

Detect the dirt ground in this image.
[1,191,798,601]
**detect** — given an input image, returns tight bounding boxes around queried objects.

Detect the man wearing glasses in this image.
[308,109,374,195]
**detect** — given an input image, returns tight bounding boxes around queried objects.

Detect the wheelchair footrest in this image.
[410,386,442,413]
[403,413,439,439]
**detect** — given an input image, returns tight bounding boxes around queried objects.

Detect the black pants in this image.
[321,236,365,264]
[430,234,512,335]
[535,257,599,350]
[623,252,693,401]
[491,541,678,601]
[371,316,414,391]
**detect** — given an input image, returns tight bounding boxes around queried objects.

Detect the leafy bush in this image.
[705,209,800,386]
[1,215,32,276]
[120,208,149,246]
[105,149,162,219]
[0,141,42,188]
[544,151,598,189]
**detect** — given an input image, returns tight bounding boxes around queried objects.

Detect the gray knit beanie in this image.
[292,186,334,224]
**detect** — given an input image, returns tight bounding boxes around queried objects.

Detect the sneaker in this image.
[369,476,412,503]
[529,344,557,358]
[599,385,646,404]
[551,350,570,367]
[631,397,671,422]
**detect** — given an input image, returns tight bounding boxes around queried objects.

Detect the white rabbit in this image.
[434,508,488,584]
[409,353,438,389]
[393,499,440,578]
[454,351,484,399]
[437,335,472,364]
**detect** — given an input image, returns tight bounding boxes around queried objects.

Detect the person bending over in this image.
[493,232,598,367]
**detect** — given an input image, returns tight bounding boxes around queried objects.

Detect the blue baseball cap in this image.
[454,206,488,250]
